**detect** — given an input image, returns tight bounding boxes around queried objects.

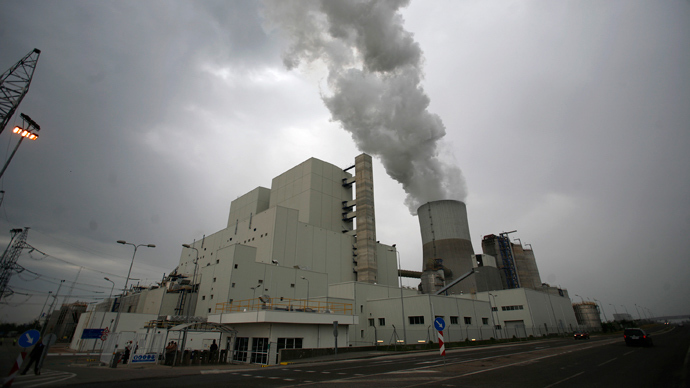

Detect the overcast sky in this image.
[0,0,688,324]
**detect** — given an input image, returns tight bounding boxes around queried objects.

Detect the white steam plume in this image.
[263,0,466,213]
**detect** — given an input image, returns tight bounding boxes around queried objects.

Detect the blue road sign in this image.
[18,329,40,348]
[81,329,105,339]
[434,317,445,331]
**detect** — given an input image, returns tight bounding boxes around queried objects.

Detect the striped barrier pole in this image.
[2,351,26,388]
[437,330,446,367]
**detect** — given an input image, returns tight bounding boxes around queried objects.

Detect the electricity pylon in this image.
[0,48,41,135]
[0,228,29,302]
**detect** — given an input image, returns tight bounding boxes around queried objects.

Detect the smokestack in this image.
[417,200,476,294]
[264,1,466,215]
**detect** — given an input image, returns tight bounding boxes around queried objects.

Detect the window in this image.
[361,330,364,338]
[258,279,263,284]
[408,316,424,325]
[208,308,211,313]
[495,325,502,330]
[231,283,235,288]
[360,305,363,313]
[368,319,375,327]
[501,305,524,311]
[290,283,295,288]
[450,316,459,325]
[482,318,489,325]
[464,317,472,325]
[202,296,206,300]
[234,264,238,269]
[378,318,385,326]
[491,307,498,311]
[216,260,219,264]
[213,278,216,282]
[210,295,214,299]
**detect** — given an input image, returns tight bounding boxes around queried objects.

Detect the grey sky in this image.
[0,0,687,323]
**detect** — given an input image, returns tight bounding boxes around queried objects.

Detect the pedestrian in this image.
[209,340,218,363]
[123,341,132,364]
[165,341,177,366]
[20,340,45,375]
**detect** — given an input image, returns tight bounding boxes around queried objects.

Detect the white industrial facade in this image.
[71,154,579,365]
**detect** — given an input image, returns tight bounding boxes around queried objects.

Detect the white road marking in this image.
[597,358,617,367]
[543,371,585,388]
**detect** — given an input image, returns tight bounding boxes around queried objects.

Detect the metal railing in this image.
[215,297,353,315]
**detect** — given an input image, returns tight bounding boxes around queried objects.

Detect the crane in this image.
[0,48,41,135]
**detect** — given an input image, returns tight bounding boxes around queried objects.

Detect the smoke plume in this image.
[263,0,466,213]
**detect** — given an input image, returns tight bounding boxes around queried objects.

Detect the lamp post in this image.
[37,291,52,328]
[111,241,155,338]
[488,293,499,339]
[93,277,115,352]
[0,113,40,180]
[594,299,608,323]
[621,304,630,320]
[41,280,65,336]
[181,244,199,322]
[574,294,585,303]
[300,277,309,309]
[634,304,642,320]
[390,245,407,345]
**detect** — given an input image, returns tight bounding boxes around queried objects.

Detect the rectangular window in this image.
[482,318,489,325]
[408,316,424,325]
[378,318,385,326]
[213,278,217,282]
[450,316,459,325]
[202,296,206,300]
[368,319,375,327]
[231,283,235,288]
[464,317,472,325]
[492,307,498,311]
[210,295,214,299]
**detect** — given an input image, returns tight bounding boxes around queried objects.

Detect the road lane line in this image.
[623,350,635,356]
[597,357,617,367]
[682,339,690,386]
[543,371,585,388]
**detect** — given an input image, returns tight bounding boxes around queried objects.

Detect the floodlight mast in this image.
[0,48,41,135]
[0,113,41,180]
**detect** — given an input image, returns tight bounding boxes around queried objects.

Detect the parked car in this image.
[573,331,590,340]
[623,328,653,347]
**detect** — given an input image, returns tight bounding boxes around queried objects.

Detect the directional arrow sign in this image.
[434,317,445,331]
[18,329,40,348]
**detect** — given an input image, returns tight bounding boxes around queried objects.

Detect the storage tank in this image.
[418,200,476,294]
[573,302,603,331]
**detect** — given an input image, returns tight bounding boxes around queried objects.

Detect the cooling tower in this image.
[418,200,476,294]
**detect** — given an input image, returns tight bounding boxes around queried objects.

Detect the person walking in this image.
[209,340,218,363]
[20,340,45,375]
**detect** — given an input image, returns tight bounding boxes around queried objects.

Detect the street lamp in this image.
[0,113,40,180]
[488,293,499,339]
[182,244,200,321]
[111,241,155,338]
[594,299,608,322]
[574,294,585,303]
[390,244,407,345]
[93,277,115,352]
[300,277,309,309]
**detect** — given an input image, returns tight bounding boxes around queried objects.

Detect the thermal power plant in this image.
[69,154,581,366]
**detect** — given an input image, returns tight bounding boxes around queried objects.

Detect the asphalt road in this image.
[58,325,688,388]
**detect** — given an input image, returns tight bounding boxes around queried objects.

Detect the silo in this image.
[418,200,476,294]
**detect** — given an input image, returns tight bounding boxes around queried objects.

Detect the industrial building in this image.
[71,154,580,365]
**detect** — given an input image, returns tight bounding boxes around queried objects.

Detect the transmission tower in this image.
[0,227,29,302]
[0,48,41,135]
